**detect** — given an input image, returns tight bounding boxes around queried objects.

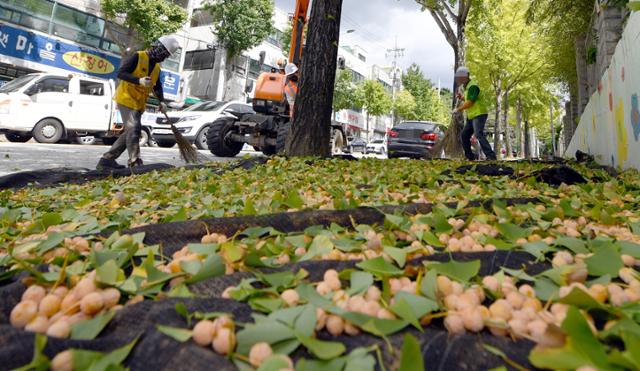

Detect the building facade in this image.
[0,0,182,100]
[181,1,289,103]
[0,0,399,139]
[335,45,398,140]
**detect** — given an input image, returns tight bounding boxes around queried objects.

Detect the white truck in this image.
[0,72,132,144]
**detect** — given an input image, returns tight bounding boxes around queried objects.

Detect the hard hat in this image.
[455,66,470,77]
[285,63,299,76]
[158,35,180,56]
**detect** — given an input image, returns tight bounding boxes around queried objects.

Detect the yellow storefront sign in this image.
[62,51,115,75]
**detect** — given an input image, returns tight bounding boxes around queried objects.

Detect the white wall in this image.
[565,12,640,170]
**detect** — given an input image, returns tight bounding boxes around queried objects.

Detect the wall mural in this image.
[566,12,640,170]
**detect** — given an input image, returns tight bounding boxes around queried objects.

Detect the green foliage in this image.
[467,0,560,144]
[355,80,392,118]
[280,24,293,56]
[526,0,593,88]
[394,90,418,121]
[280,23,308,56]
[333,70,360,112]
[204,0,275,59]
[101,0,187,47]
[401,64,449,123]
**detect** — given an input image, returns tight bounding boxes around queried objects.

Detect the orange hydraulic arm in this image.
[288,0,311,66]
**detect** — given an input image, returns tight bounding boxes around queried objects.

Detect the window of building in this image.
[0,0,120,55]
[79,80,104,96]
[350,69,365,84]
[266,29,284,48]
[0,0,53,33]
[248,59,263,79]
[191,9,213,27]
[233,55,248,75]
[184,49,215,70]
[52,3,105,48]
[161,48,182,72]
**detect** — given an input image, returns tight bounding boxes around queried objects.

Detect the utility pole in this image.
[386,37,405,127]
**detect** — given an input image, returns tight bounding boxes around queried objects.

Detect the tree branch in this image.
[460,0,472,25]
[441,1,457,23]
[429,9,457,48]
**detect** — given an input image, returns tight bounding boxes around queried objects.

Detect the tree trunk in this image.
[524,117,531,159]
[425,0,472,159]
[365,112,370,142]
[503,89,511,158]
[549,99,555,157]
[493,87,502,157]
[286,0,343,157]
[223,53,235,101]
[515,98,523,157]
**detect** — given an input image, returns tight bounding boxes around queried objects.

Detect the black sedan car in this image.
[347,137,367,153]
[387,121,446,159]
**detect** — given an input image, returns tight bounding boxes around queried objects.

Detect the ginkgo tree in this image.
[467,0,551,157]
[102,0,187,57]
[356,80,393,141]
[414,0,477,157]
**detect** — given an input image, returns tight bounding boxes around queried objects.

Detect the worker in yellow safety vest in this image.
[97,35,180,170]
[283,63,299,119]
[453,66,497,161]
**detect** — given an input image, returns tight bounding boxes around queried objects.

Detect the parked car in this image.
[387,121,446,159]
[347,137,367,153]
[152,101,255,149]
[0,72,123,144]
[366,139,387,155]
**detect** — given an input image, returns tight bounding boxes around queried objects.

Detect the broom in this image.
[154,93,203,164]
[431,94,465,159]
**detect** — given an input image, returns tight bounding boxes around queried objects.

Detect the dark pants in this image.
[103,104,142,165]
[461,114,496,161]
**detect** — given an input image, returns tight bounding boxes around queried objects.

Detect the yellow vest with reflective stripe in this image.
[465,79,489,120]
[114,51,160,111]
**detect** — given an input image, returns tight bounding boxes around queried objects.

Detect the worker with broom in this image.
[96,35,180,170]
[453,67,497,161]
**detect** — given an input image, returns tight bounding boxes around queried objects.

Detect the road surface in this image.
[0,142,246,176]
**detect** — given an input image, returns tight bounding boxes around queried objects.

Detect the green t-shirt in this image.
[467,85,480,101]
[465,80,489,119]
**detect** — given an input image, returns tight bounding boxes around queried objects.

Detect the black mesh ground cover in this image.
[116,197,539,255]
[533,166,588,186]
[0,164,175,190]
[0,252,543,370]
[441,164,516,177]
[188,251,548,300]
[0,157,269,190]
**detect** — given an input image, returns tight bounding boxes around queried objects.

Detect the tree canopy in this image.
[333,69,360,112]
[204,0,275,60]
[401,64,449,124]
[101,0,187,55]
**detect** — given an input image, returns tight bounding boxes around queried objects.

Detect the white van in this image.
[0,73,124,144]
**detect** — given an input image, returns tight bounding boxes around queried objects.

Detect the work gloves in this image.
[139,77,153,87]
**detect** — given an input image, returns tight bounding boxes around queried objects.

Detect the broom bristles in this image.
[431,113,464,159]
[171,124,204,164]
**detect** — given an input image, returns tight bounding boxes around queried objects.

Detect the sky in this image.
[274,0,455,89]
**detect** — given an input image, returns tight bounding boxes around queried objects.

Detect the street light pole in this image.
[387,36,404,127]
